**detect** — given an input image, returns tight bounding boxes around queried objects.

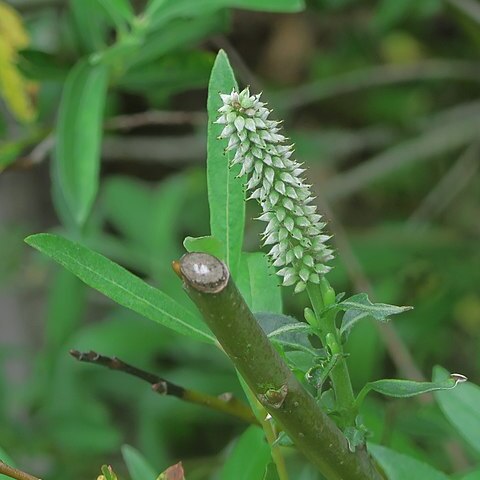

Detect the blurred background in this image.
[0,0,479,478]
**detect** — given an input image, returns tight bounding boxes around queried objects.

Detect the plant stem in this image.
[307,280,356,426]
[262,415,289,480]
[241,380,289,480]
[70,350,258,426]
[176,252,382,480]
[0,461,41,480]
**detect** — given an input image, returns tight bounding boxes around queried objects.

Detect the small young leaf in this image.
[207,50,245,278]
[54,59,108,226]
[368,444,449,480]
[99,465,118,480]
[356,374,463,407]
[434,365,480,454]
[183,235,225,260]
[339,293,413,336]
[255,313,317,356]
[220,426,271,480]
[25,233,214,344]
[121,445,157,480]
[344,426,367,453]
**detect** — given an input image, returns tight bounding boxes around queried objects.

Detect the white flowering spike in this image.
[216,87,334,293]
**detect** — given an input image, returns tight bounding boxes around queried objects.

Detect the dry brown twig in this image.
[0,461,41,480]
[70,350,258,425]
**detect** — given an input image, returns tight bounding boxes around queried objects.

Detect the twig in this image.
[69,350,258,425]
[275,60,480,109]
[407,142,479,229]
[323,115,480,201]
[105,110,206,131]
[101,135,205,164]
[0,461,41,480]
[14,134,54,169]
[8,111,206,170]
[176,253,382,480]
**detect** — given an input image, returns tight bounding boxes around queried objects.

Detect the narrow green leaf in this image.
[237,253,282,313]
[268,323,312,339]
[147,0,304,24]
[369,444,449,480]
[54,59,108,226]
[339,293,413,336]
[121,445,157,480]
[25,233,214,343]
[247,253,282,313]
[207,50,244,278]
[98,0,134,23]
[18,49,69,81]
[70,0,110,52]
[50,151,78,232]
[220,426,271,480]
[232,0,304,10]
[90,37,142,66]
[120,50,214,92]
[434,365,480,454]
[129,13,227,68]
[367,377,460,398]
[357,374,463,407]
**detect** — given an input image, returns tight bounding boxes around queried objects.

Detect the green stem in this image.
[176,253,382,480]
[307,280,356,426]
[262,415,289,480]
[240,375,289,480]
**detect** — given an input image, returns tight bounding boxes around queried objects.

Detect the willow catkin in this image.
[216,87,333,293]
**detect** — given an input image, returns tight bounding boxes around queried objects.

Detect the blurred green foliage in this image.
[1,0,480,479]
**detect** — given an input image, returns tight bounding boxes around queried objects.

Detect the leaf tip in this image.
[24,233,41,247]
[451,373,468,386]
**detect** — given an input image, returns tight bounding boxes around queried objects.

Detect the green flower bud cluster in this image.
[216,88,334,292]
